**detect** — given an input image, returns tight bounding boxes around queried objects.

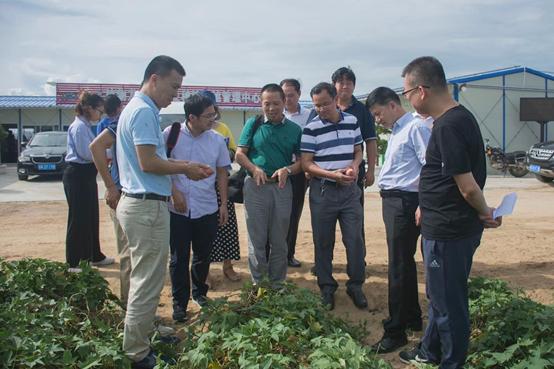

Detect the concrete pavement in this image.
[0,163,548,203]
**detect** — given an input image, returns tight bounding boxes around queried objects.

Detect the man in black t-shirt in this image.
[397,57,502,369]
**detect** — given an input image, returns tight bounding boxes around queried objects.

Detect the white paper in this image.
[493,192,517,219]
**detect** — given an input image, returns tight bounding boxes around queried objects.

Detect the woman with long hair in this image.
[64,91,114,272]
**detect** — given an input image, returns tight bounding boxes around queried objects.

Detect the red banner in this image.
[56,83,261,107]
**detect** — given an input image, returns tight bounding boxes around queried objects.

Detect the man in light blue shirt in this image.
[163,93,230,322]
[115,55,213,369]
[366,87,432,354]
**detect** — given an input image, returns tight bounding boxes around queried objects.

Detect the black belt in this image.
[315,178,340,187]
[122,192,170,202]
[380,189,418,198]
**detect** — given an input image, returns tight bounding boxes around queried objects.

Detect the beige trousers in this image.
[109,208,131,307]
[116,195,170,362]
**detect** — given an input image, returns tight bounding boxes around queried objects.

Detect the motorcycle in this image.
[484,139,529,177]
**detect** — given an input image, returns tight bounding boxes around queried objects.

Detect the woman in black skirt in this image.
[201,91,241,282]
[63,91,114,272]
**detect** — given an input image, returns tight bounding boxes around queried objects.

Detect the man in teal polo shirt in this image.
[235,83,302,286]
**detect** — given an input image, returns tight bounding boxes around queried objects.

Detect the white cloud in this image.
[1,0,553,97]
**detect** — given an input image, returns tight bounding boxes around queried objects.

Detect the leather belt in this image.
[379,189,418,198]
[122,192,170,202]
[315,178,340,186]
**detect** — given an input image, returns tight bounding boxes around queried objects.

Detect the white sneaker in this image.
[67,267,82,273]
[91,257,115,266]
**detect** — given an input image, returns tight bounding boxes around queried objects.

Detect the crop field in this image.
[1,180,553,368]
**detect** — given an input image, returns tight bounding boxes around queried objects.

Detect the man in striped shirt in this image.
[301,82,367,311]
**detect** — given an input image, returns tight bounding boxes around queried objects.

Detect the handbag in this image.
[228,115,263,204]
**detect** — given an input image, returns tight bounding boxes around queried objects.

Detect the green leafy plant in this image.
[173,282,391,369]
[465,277,554,369]
[0,258,130,369]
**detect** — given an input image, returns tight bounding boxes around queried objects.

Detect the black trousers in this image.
[169,211,218,309]
[381,190,422,338]
[286,172,307,260]
[63,162,104,268]
[357,161,366,242]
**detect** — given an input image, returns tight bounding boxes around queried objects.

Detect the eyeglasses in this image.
[94,107,105,114]
[199,112,218,120]
[401,85,430,96]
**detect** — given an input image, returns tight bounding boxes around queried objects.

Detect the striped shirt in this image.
[301,112,363,170]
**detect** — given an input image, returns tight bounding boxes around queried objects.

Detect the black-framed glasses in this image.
[199,112,217,120]
[401,85,430,96]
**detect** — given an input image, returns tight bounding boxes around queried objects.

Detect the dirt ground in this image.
[1,182,553,368]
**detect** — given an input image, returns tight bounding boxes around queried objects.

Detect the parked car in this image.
[17,131,67,180]
[526,141,554,183]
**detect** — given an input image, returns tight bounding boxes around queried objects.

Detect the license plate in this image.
[38,163,56,171]
[529,164,541,173]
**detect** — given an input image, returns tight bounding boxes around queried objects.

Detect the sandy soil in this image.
[1,183,553,368]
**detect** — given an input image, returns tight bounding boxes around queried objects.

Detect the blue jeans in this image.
[420,232,482,369]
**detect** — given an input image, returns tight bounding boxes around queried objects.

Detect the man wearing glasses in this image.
[398,56,502,368]
[163,93,231,322]
[365,87,432,354]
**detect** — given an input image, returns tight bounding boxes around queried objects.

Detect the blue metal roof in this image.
[0,96,57,109]
[448,66,554,84]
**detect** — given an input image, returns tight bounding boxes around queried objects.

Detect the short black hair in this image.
[260,83,285,101]
[280,78,301,93]
[104,94,122,116]
[143,55,186,83]
[184,93,214,120]
[310,82,337,98]
[365,87,400,109]
[402,56,447,90]
[331,67,356,85]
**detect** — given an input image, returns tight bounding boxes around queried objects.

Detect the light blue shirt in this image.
[378,112,433,192]
[65,116,95,163]
[116,91,171,196]
[284,104,313,129]
[163,123,231,219]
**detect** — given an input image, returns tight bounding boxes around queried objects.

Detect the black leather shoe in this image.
[288,258,302,268]
[347,289,368,309]
[371,336,408,354]
[172,305,187,322]
[321,291,335,310]
[132,350,156,369]
[406,320,423,332]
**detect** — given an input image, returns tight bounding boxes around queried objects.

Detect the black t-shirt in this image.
[419,105,486,240]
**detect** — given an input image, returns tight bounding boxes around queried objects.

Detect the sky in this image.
[0,0,553,99]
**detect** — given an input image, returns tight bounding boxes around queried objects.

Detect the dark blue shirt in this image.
[105,122,120,189]
[96,116,117,136]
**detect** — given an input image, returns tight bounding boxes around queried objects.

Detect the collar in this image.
[77,115,92,126]
[393,112,413,130]
[135,91,160,115]
[284,103,303,116]
[339,95,358,111]
[263,115,286,125]
[183,122,209,138]
[320,110,345,124]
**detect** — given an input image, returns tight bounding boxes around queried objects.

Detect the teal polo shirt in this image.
[238,116,302,177]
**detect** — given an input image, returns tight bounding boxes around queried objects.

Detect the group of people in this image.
[62,54,502,369]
